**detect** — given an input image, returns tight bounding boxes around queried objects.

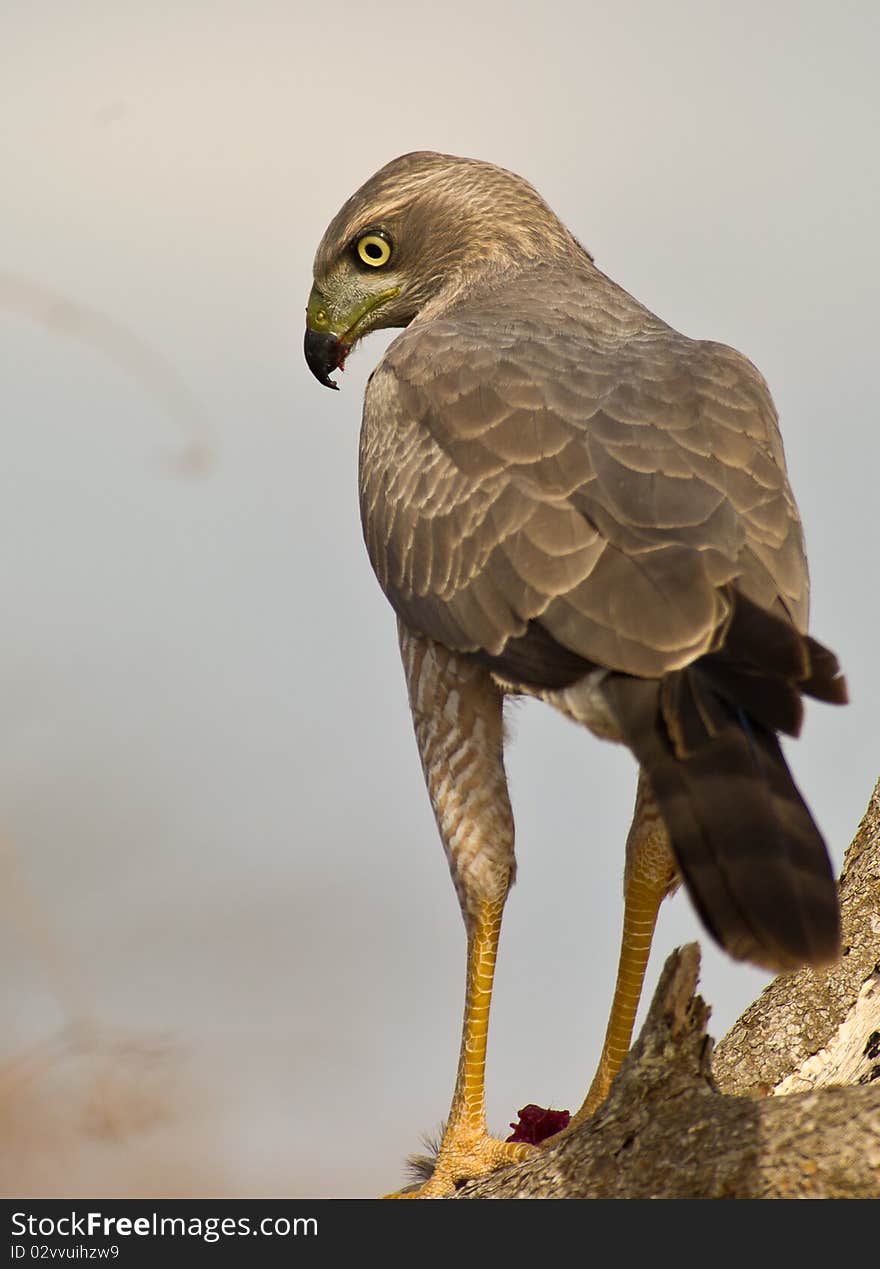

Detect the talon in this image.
[383,1133,536,1198]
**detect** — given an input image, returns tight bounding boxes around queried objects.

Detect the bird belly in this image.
[493,667,624,743]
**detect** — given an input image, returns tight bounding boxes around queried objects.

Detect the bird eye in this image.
[356,233,392,268]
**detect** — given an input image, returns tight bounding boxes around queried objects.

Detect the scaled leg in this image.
[389,625,535,1197]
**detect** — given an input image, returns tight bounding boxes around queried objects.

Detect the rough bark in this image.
[457,778,880,1198]
[714,779,880,1097]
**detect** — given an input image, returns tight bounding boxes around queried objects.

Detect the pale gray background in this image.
[2,1,877,1197]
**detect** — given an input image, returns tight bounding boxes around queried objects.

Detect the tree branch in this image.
[457,778,880,1198]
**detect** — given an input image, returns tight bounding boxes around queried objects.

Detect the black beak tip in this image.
[304,328,342,390]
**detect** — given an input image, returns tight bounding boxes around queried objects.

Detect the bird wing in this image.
[359,261,808,681]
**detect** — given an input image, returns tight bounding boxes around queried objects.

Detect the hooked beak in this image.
[304,328,345,390]
[303,283,401,390]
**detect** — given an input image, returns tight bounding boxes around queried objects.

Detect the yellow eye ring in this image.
[356,233,392,268]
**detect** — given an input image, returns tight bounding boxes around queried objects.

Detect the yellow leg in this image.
[389,631,536,1196]
[572,869,668,1123]
[386,898,535,1198]
[563,775,677,1127]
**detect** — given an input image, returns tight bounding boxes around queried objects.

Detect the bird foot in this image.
[382,1129,537,1199]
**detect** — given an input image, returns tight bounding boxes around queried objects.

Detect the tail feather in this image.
[706,591,848,716]
[801,636,849,705]
[602,600,843,972]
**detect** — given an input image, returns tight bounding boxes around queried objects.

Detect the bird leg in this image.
[387,627,535,1198]
[406,894,535,1197]
[569,773,678,1126]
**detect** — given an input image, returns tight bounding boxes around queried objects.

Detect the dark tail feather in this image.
[603,665,841,972]
[705,591,849,715]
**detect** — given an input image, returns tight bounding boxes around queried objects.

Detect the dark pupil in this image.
[365,241,383,259]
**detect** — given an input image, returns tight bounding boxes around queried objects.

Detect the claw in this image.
[382,1132,537,1198]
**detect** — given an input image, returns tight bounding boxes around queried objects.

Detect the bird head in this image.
[304,151,579,388]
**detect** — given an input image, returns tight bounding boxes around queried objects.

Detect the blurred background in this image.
[2,1,878,1197]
